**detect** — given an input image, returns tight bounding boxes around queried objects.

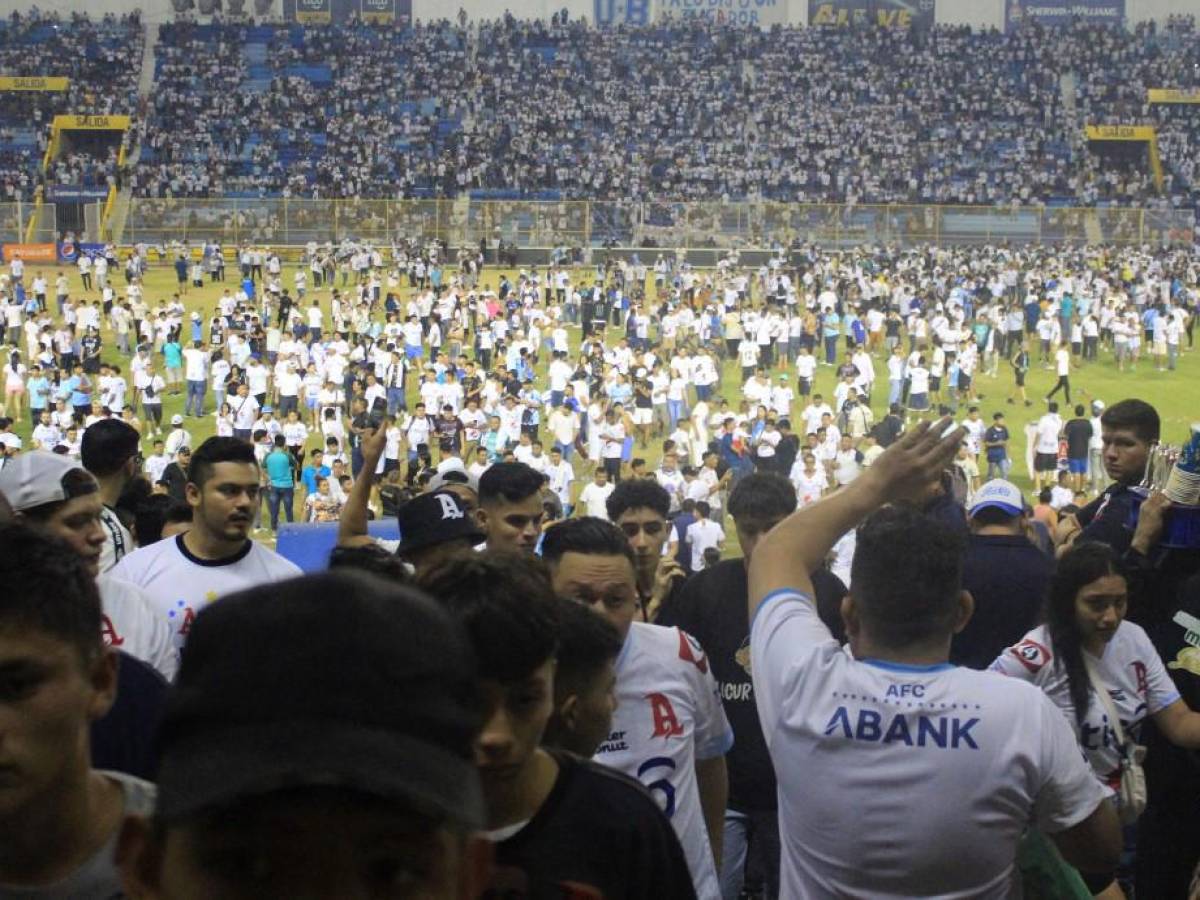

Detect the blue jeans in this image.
[266,486,294,531]
[721,808,780,900]
[386,386,406,416]
[667,399,686,431]
[185,379,206,416]
[824,334,838,364]
[986,458,1012,481]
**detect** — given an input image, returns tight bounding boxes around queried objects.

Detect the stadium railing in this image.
[100,198,1200,260]
[0,201,58,247]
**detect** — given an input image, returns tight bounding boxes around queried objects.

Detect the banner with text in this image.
[0,76,68,92]
[361,0,394,22]
[1005,0,1123,31]
[659,0,790,27]
[1085,124,1155,141]
[1148,88,1200,104]
[808,0,934,30]
[1,243,58,263]
[52,114,131,131]
[296,0,332,22]
[58,240,106,264]
[47,185,110,202]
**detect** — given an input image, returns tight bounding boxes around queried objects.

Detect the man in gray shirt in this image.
[0,523,155,899]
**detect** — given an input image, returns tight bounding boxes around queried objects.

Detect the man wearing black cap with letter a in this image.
[117,570,490,897]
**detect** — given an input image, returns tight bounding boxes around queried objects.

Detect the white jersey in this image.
[593,622,733,900]
[751,589,1107,898]
[991,622,1179,788]
[98,574,178,681]
[110,534,302,650]
[97,505,133,575]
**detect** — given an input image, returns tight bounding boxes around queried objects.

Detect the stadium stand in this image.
[0,11,143,200]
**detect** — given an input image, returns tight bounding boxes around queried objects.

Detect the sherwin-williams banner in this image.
[1,243,58,263]
[1005,0,1123,31]
[0,76,68,91]
[296,0,332,22]
[808,0,934,30]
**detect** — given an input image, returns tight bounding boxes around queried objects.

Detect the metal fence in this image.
[105,198,1200,252]
[0,202,59,245]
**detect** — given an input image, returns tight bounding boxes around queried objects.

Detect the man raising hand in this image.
[748,419,1120,897]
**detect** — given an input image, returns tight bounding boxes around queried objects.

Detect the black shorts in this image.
[930,375,942,391]
[1014,371,1026,386]
[1035,452,1058,473]
[958,373,972,391]
[798,377,812,396]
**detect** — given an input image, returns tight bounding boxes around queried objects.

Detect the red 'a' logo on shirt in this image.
[1132,660,1148,697]
[1010,638,1050,674]
[677,629,709,674]
[100,615,125,647]
[647,692,684,739]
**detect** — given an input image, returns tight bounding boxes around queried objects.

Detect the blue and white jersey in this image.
[751,589,1107,899]
[992,622,1179,788]
[594,621,733,900]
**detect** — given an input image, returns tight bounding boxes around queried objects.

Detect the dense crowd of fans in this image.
[0,11,142,200]
[2,13,1200,211]
[134,16,1200,209]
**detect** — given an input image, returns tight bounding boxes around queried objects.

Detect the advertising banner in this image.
[1005,0,1123,31]
[57,239,107,264]
[361,0,394,21]
[1148,88,1200,105]
[1,243,58,263]
[51,114,132,131]
[47,185,110,202]
[659,0,790,27]
[0,76,68,91]
[295,0,332,22]
[808,0,934,29]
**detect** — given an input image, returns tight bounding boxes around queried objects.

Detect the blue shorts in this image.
[405,345,422,360]
[1068,457,1088,474]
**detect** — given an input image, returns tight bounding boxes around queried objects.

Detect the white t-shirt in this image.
[98,506,133,575]
[990,622,1179,788]
[578,481,615,519]
[1035,414,1062,454]
[751,589,1108,898]
[98,574,178,681]
[110,534,301,650]
[685,519,725,571]
[594,622,733,900]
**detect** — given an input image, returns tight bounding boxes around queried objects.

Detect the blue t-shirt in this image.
[265,449,295,488]
[301,463,330,494]
[163,342,183,369]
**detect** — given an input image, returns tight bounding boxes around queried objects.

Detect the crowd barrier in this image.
[119,199,1197,251]
[3,200,1194,254]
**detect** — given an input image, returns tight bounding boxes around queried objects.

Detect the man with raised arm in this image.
[747,418,1121,897]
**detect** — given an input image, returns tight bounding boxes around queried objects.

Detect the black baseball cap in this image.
[395,489,484,556]
[153,571,484,827]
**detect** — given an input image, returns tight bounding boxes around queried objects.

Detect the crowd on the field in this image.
[1,240,1200,898]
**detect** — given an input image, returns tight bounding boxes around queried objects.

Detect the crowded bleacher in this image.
[2,12,1200,209]
[0,11,143,201]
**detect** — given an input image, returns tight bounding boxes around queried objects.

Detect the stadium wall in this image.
[0,0,1195,24]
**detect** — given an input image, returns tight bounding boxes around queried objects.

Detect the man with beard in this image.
[110,437,300,651]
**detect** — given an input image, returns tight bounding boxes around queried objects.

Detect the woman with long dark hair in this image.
[992,541,1200,897]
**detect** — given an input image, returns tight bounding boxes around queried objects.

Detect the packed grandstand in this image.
[1,11,1200,215]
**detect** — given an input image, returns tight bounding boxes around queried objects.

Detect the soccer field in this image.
[13,260,1199,506]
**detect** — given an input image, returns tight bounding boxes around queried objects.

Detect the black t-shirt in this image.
[486,750,696,899]
[952,533,1054,670]
[90,652,167,780]
[1075,483,1136,554]
[1063,417,1092,460]
[657,559,846,812]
